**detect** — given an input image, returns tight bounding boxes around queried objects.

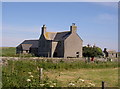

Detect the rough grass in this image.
[0,47,35,57]
[46,68,118,87]
[2,60,118,87]
[0,47,16,57]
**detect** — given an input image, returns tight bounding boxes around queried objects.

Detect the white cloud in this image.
[2,25,40,47]
[95,2,118,8]
[2,25,40,33]
[98,13,116,21]
[2,36,24,47]
[94,13,117,23]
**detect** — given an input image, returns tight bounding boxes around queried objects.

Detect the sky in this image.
[1,2,118,51]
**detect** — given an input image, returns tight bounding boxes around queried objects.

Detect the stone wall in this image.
[1,57,84,63]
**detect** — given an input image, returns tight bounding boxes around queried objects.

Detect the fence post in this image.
[102,81,104,89]
[39,68,43,82]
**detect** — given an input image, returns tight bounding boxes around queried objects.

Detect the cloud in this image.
[94,13,117,23]
[95,2,118,8]
[2,25,40,33]
[2,36,24,47]
[2,25,40,47]
[98,13,116,21]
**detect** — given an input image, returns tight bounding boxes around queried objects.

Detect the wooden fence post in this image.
[39,68,43,82]
[102,81,104,89]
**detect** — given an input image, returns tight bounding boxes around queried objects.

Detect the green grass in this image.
[0,47,35,57]
[2,60,118,87]
[0,47,16,57]
[46,68,118,87]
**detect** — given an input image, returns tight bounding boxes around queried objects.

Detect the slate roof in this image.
[17,40,39,50]
[44,31,71,41]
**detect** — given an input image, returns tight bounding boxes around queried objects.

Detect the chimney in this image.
[70,23,77,33]
[41,24,46,34]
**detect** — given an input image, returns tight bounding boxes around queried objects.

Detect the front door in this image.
[53,52,57,57]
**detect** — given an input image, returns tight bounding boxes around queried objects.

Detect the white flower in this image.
[29,75,34,78]
[28,72,32,75]
[53,83,56,86]
[50,85,54,87]
[26,79,31,82]
[49,81,52,83]
[40,84,45,87]
[79,79,85,82]
[68,82,75,86]
[89,83,95,86]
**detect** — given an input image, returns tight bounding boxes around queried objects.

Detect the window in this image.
[76,52,79,58]
[76,52,79,54]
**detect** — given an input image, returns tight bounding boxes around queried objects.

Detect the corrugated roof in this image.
[44,31,71,41]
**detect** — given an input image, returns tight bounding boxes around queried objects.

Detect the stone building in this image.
[16,23,83,58]
[103,48,118,58]
[107,50,118,58]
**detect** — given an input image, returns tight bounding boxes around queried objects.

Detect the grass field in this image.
[2,60,118,87]
[0,47,34,57]
[1,47,119,87]
[45,68,118,87]
[0,47,16,57]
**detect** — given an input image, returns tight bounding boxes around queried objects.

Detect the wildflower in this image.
[28,72,32,75]
[48,81,52,83]
[89,83,95,86]
[29,75,34,78]
[37,66,39,70]
[53,83,56,86]
[50,85,54,87]
[79,79,85,82]
[40,84,45,87]
[68,82,75,86]
[26,79,31,82]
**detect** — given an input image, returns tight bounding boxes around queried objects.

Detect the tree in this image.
[83,46,103,57]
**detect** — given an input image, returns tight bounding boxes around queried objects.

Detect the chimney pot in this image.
[41,24,46,34]
[72,23,75,26]
[70,23,77,33]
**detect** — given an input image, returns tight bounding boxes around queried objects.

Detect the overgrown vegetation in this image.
[1,47,118,87]
[83,46,103,57]
[0,47,35,57]
[2,60,118,87]
[0,47,16,57]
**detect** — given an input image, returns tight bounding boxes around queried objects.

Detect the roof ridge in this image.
[46,31,70,34]
[25,39,39,41]
[57,31,70,33]
[46,32,57,33]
